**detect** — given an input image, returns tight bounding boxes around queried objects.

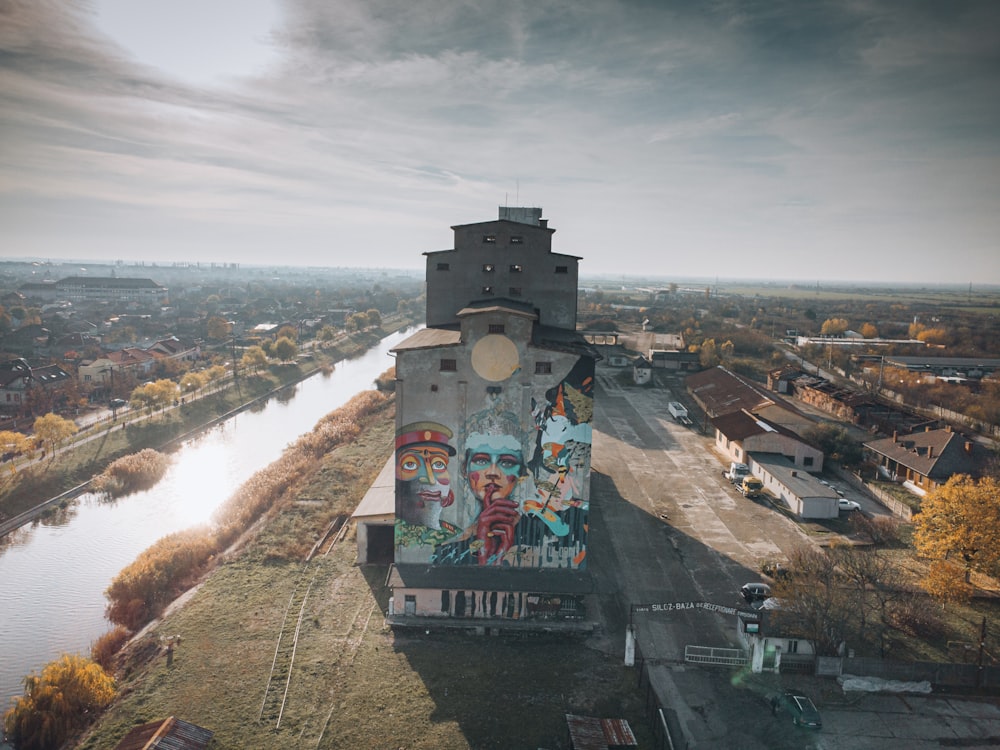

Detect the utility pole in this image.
[977,616,987,688]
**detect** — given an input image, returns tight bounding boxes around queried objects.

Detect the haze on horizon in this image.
[2,1,999,286]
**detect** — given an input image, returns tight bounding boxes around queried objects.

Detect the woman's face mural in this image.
[463,433,524,506]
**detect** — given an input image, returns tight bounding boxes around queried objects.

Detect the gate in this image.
[684,645,748,667]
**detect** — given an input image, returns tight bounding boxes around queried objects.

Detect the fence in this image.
[684,645,748,667]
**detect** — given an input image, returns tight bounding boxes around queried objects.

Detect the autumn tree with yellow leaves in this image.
[913,475,1000,587]
[32,412,78,457]
[3,654,116,750]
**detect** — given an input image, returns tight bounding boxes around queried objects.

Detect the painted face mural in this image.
[427,356,595,569]
[395,422,456,537]
[463,432,525,566]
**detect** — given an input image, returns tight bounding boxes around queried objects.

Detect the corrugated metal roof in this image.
[113,716,213,750]
[391,327,462,351]
[565,714,637,749]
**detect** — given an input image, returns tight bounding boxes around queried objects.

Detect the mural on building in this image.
[399,355,594,569]
[394,421,461,556]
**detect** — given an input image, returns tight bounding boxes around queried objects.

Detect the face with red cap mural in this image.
[395,421,456,530]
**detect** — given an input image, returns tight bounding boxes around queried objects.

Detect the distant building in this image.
[19,275,169,305]
[882,355,1000,381]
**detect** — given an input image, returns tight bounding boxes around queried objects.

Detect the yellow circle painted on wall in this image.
[471,334,521,382]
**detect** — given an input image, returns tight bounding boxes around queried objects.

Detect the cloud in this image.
[0,0,998,283]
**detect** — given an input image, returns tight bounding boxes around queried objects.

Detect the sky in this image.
[2,0,999,285]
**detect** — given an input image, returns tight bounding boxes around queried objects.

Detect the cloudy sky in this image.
[2,0,999,284]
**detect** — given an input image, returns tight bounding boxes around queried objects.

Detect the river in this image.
[0,329,412,704]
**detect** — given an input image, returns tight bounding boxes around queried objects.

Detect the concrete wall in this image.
[391,587,582,620]
[425,219,578,330]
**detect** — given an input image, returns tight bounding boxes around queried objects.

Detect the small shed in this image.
[566,713,638,750]
[632,356,652,385]
[351,457,396,564]
[113,716,213,750]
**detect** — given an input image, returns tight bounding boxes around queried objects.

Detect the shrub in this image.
[105,526,217,630]
[91,626,130,671]
[888,595,949,641]
[3,654,115,750]
[90,448,170,498]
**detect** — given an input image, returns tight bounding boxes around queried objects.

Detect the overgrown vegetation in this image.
[90,448,170,498]
[102,389,392,632]
[3,654,116,750]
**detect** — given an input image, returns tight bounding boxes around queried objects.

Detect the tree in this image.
[922,560,974,607]
[241,346,268,373]
[345,311,368,331]
[913,475,1000,581]
[272,336,298,362]
[180,372,206,394]
[698,338,719,368]
[3,654,116,750]
[130,379,178,414]
[0,429,29,458]
[770,545,851,656]
[820,317,849,335]
[829,543,902,649]
[277,324,298,341]
[802,423,863,466]
[365,308,382,328]
[33,413,77,456]
[205,315,231,341]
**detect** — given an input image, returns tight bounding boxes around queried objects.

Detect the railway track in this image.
[258,515,349,729]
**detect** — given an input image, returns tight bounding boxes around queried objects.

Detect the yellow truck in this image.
[739,476,763,498]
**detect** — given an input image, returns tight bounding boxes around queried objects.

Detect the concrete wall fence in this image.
[817,655,1000,689]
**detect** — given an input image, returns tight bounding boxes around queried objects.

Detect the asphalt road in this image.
[587,363,1000,749]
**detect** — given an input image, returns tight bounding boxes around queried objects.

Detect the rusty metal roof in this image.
[113,716,213,750]
[565,714,637,749]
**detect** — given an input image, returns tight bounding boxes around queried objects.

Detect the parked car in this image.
[740,582,771,605]
[772,690,822,729]
[838,498,861,512]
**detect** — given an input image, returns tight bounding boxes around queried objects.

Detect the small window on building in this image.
[436,262,450,271]
[535,361,552,374]
[440,358,457,372]
[488,324,505,334]
[481,286,494,295]
[509,287,522,297]
[483,234,496,243]
[554,265,568,274]
[803,456,814,467]
[441,590,450,613]
[482,263,495,272]
[787,640,799,654]
[510,236,523,244]
[509,264,522,273]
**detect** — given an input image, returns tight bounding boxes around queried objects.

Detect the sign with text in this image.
[632,601,739,616]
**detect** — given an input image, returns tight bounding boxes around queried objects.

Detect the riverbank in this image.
[0,320,412,536]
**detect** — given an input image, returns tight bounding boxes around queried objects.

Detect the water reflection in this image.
[0,328,414,702]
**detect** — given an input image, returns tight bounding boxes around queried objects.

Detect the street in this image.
[588,363,1000,748]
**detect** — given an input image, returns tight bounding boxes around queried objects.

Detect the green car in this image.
[772,691,822,729]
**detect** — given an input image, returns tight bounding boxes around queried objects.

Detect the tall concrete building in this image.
[387,207,599,629]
